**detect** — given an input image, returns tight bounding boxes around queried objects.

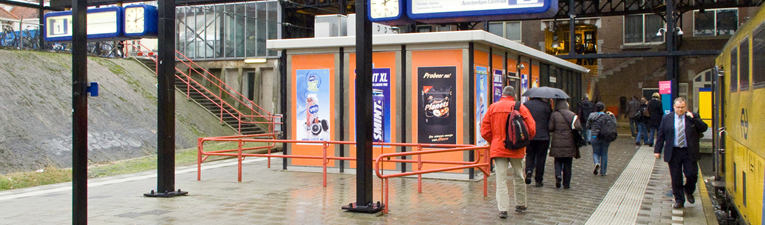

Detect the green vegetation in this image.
[0,141,275,191]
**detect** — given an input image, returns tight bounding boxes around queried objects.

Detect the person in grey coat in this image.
[626,96,640,138]
[548,99,581,189]
[523,98,553,187]
[587,102,616,176]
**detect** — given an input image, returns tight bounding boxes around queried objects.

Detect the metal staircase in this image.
[127,42,277,136]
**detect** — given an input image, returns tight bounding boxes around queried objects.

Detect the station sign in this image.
[368,0,557,25]
[408,0,557,23]
[44,5,158,42]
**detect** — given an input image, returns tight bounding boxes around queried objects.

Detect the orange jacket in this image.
[480,96,537,159]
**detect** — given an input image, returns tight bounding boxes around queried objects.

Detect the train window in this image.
[730,47,738,92]
[733,162,737,191]
[742,172,746,206]
[740,38,750,91]
[754,25,765,89]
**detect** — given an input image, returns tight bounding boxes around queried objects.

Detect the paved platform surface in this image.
[0,137,715,224]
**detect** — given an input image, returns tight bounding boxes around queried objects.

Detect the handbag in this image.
[565,114,585,159]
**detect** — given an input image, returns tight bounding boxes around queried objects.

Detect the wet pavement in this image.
[0,136,715,224]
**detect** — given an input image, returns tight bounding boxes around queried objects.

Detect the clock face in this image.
[125,7,145,34]
[370,0,400,19]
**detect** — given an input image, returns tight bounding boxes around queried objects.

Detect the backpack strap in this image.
[514,101,521,112]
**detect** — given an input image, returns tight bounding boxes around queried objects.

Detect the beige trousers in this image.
[494,157,527,211]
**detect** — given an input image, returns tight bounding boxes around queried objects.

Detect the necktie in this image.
[677,117,685,147]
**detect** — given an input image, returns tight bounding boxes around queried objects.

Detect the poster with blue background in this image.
[296,69,331,142]
[520,74,529,102]
[354,68,392,143]
[476,66,488,146]
[493,69,503,103]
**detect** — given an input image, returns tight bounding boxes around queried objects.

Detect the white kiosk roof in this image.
[267,30,590,73]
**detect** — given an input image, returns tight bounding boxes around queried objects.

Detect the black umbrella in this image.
[522,87,570,99]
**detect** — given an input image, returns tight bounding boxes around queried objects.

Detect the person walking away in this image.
[577,94,594,144]
[587,102,616,176]
[654,97,708,209]
[635,97,650,145]
[647,93,663,147]
[481,86,537,218]
[548,99,581,189]
[627,96,640,138]
[523,97,552,187]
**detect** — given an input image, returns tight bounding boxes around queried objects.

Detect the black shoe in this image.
[593,164,600,175]
[636,142,641,146]
[648,143,653,147]
[515,206,527,213]
[525,171,532,184]
[563,186,571,189]
[535,182,543,187]
[499,211,508,219]
[555,178,562,188]
[686,193,695,204]
[673,203,684,209]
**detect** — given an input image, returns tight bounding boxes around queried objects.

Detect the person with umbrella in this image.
[522,96,552,187]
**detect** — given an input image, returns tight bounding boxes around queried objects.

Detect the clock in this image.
[123,4,158,38]
[370,0,400,19]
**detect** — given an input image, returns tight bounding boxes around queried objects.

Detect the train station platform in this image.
[0,136,718,224]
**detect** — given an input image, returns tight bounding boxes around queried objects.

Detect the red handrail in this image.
[197,137,490,214]
[125,41,276,135]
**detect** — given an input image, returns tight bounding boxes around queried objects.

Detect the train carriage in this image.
[714,4,765,225]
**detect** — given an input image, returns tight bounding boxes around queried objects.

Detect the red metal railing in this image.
[125,41,275,135]
[196,137,490,213]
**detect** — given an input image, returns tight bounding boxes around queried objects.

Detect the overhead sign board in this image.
[407,0,557,23]
[44,6,124,42]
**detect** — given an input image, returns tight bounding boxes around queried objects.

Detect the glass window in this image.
[625,14,664,44]
[267,1,279,57]
[753,26,765,89]
[257,1,267,57]
[246,3,257,57]
[694,8,738,37]
[730,47,738,92]
[488,22,504,37]
[740,38,749,91]
[487,21,521,41]
[505,22,521,41]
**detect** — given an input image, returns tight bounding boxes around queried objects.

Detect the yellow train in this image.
[713,5,765,225]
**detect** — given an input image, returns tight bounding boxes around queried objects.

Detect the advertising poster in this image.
[295,69,331,143]
[533,78,539,88]
[520,74,529,102]
[418,66,457,144]
[659,80,673,114]
[493,69,503,103]
[353,68,392,143]
[476,66,488,146]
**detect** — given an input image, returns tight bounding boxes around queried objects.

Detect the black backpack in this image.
[504,102,532,149]
[597,114,618,142]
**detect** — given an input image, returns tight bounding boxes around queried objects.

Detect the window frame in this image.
[692,8,738,37]
[753,24,765,89]
[487,21,522,42]
[623,13,665,45]
[739,37,750,91]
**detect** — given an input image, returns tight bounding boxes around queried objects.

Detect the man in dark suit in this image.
[654,97,708,209]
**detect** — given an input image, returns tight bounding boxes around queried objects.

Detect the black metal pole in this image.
[145,0,186,197]
[666,0,678,101]
[339,47,345,173]
[38,0,45,49]
[342,0,381,213]
[468,42,475,180]
[569,0,575,57]
[71,0,87,222]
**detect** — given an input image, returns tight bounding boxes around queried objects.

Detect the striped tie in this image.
[677,117,685,147]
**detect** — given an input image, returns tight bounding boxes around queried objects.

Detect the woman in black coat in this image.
[548,99,582,189]
[647,93,663,147]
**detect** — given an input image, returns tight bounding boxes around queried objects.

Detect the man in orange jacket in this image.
[481,86,537,218]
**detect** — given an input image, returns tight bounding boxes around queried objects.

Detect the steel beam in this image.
[555,50,721,59]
